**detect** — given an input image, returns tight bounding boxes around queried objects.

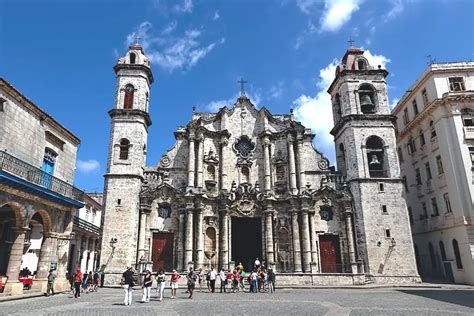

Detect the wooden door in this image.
[152,232,174,272]
[319,235,342,273]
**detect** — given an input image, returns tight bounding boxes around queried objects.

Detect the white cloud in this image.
[296,0,318,14]
[320,0,363,32]
[202,91,262,112]
[126,22,224,72]
[213,11,220,20]
[268,81,284,100]
[363,49,390,69]
[77,160,100,173]
[389,97,399,110]
[173,0,193,13]
[293,59,339,163]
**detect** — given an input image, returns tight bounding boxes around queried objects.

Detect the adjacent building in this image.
[100,44,420,286]
[392,62,474,284]
[0,78,83,295]
[67,193,103,274]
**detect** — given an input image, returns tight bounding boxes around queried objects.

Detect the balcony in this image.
[73,216,101,236]
[0,150,84,208]
[463,127,474,140]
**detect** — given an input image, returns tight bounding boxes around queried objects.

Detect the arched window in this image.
[334,93,341,115]
[439,241,447,261]
[241,166,250,183]
[452,239,463,269]
[358,59,366,70]
[419,129,426,147]
[461,108,473,126]
[119,139,130,160]
[276,165,285,182]
[359,84,376,114]
[366,136,387,178]
[338,143,347,174]
[129,52,136,64]
[124,84,134,109]
[428,242,437,269]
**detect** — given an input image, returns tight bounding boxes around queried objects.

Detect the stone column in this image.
[219,209,229,269]
[177,210,185,271]
[184,207,194,268]
[264,206,275,265]
[296,134,306,192]
[195,207,204,268]
[291,210,302,272]
[219,137,228,191]
[81,238,89,272]
[309,211,318,269]
[196,135,204,189]
[345,209,358,274]
[300,207,311,272]
[263,137,272,192]
[137,208,149,261]
[89,239,96,272]
[36,233,54,279]
[4,228,28,295]
[187,134,196,189]
[287,135,298,195]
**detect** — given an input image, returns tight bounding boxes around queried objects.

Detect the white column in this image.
[219,209,229,269]
[291,211,302,272]
[220,137,228,191]
[196,135,204,189]
[309,211,318,267]
[177,210,185,271]
[138,209,148,261]
[81,238,89,272]
[36,233,54,279]
[195,207,204,268]
[300,207,311,272]
[88,239,96,272]
[187,134,196,189]
[263,137,272,192]
[297,134,306,192]
[287,135,297,194]
[184,207,194,268]
[345,209,358,274]
[265,208,275,265]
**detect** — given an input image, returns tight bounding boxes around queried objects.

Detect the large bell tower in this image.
[328,47,420,283]
[100,43,153,284]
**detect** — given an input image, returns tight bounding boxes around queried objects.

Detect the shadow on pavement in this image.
[398,290,474,308]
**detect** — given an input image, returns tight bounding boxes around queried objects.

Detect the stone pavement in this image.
[0,287,473,316]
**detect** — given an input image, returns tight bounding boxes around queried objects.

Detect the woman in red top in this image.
[226,270,233,293]
[170,269,181,299]
[233,270,241,292]
[73,268,82,298]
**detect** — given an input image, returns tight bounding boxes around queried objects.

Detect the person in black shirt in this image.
[186,267,197,299]
[122,267,135,306]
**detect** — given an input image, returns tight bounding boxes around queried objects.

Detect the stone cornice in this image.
[330,114,396,136]
[114,63,154,84]
[108,108,152,127]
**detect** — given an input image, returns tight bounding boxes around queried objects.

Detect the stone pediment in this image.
[311,185,352,207]
[140,182,178,205]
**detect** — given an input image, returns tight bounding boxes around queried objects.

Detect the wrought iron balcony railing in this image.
[73,216,101,236]
[0,150,84,202]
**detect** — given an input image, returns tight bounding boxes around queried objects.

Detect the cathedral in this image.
[100,43,421,285]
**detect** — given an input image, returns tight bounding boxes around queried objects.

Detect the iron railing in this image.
[73,216,101,236]
[0,150,83,202]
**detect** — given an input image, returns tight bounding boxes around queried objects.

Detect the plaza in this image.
[0,286,473,316]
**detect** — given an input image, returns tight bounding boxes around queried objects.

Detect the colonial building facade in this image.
[0,78,83,295]
[100,45,420,285]
[392,62,474,284]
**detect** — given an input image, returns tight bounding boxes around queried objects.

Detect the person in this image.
[249,270,258,293]
[197,268,204,292]
[81,272,88,293]
[233,270,241,292]
[267,268,276,293]
[122,267,134,306]
[237,262,244,272]
[87,271,93,292]
[219,268,226,293]
[209,266,217,293]
[155,269,166,301]
[141,270,153,303]
[170,269,180,299]
[93,271,99,291]
[186,267,197,299]
[226,270,233,293]
[67,271,74,295]
[254,258,261,269]
[239,269,246,291]
[73,268,83,298]
[46,269,56,296]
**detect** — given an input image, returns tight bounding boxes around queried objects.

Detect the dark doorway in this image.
[319,234,342,273]
[152,232,174,272]
[231,217,262,272]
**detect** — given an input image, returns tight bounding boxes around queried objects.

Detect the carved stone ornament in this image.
[319,206,333,221]
[204,149,219,164]
[236,200,256,216]
[158,205,171,219]
[160,155,171,168]
[272,150,287,165]
[318,159,329,170]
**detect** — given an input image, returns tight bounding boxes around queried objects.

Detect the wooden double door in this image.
[152,232,174,272]
[319,235,342,273]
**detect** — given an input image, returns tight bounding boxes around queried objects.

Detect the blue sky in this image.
[1,0,473,193]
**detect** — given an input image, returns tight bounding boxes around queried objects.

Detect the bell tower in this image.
[100,43,153,284]
[328,47,420,283]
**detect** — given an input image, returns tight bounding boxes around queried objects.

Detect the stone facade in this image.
[0,78,83,295]
[100,45,421,285]
[392,62,474,284]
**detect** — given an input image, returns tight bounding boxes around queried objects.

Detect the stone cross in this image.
[238,77,247,96]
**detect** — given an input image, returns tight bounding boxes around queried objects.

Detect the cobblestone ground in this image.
[0,287,473,316]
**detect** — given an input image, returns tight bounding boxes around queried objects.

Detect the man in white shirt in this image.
[254,258,261,269]
[209,266,217,293]
[219,268,226,293]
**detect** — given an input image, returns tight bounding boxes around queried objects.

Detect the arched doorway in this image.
[0,205,17,275]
